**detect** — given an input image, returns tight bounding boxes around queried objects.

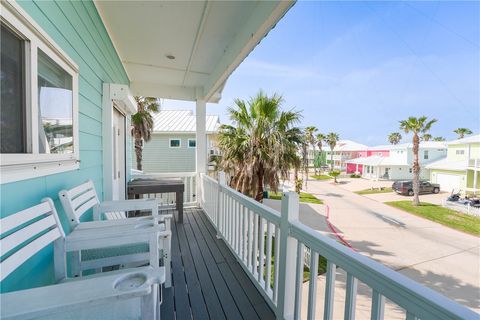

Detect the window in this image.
[169,139,181,148]
[424,150,429,160]
[409,168,412,173]
[188,139,196,148]
[0,3,79,184]
[456,150,465,155]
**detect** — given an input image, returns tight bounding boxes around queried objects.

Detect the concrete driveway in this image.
[275,177,480,313]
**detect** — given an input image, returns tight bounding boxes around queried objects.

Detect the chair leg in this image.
[141,283,159,320]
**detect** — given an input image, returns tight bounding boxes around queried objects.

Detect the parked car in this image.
[392,180,440,196]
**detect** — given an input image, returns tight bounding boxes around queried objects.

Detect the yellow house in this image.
[427,134,480,194]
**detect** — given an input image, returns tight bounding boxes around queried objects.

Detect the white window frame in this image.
[1,2,80,184]
[424,150,429,160]
[169,139,181,148]
[188,139,196,148]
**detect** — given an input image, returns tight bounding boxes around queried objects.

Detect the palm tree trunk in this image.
[255,165,264,202]
[412,133,420,206]
[312,144,316,175]
[330,148,334,171]
[134,136,143,171]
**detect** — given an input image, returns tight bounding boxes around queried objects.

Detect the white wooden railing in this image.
[199,173,477,320]
[133,172,197,207]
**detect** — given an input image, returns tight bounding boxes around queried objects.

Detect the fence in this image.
[442,200,480,216]
[200,173,477,320]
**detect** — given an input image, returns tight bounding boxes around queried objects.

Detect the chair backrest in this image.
[58,180,100,228]
[0,198,64,282]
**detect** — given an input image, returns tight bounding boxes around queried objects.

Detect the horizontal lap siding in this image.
[0,0,129,293]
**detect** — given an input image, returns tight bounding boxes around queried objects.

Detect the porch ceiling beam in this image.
[203,0,295,102]
[182,1,212,86]
[129,82,197,101]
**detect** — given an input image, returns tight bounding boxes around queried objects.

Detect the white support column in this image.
[196,98,207,204]
[277,192,299,319]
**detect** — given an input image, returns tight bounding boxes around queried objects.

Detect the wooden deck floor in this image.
[161,207,275,320]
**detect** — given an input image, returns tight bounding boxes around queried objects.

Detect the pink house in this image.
[346,146,390,174]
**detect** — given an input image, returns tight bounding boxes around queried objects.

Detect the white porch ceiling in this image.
[95,1,294,103]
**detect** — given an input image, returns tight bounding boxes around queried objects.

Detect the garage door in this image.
[436,173,462,192]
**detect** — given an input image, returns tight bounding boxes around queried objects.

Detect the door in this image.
[436,173,462,192]
[112,106,126,200]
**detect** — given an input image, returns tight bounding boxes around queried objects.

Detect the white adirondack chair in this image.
[0,199,164,320]
[58,180,172,287]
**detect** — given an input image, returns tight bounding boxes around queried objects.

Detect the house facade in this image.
[345,145,391,174]
[322,140,368,170]
[133,110,220,173]
[427,134,480,194]
[348,142,447,180]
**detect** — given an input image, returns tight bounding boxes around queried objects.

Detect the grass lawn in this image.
[355,187,393,195]
[269,192,323,204]
[385,201,480,236]
[312,174,332,180]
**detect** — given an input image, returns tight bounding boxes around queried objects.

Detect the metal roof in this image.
[152,110,220,133]
[448,134,480,145]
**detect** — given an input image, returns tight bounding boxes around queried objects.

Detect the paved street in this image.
[266,177,479,315]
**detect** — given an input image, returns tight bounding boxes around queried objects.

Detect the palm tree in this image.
[433,136,446,141]
[315,133,326,173]
[304,126,318,175]
[399,116,437,206]
[388,132,402,145]
[131,97,160,171]
[453,128,472,139]
[422,133,432,141]
[324,132,339,171]
[217,91,303,202]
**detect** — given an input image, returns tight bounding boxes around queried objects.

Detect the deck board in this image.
[161,207,275,319]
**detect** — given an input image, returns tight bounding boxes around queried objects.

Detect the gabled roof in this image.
[152,110,220,133]
[448,134,480,145]
[425,158,467,171]
[312,140,368,152]
[369,141,448,150]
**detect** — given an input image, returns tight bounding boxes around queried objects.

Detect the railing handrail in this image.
[133,171,197,178]
[289,220,477,320]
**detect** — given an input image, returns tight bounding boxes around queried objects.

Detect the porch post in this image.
[277,192,299,319]
[196,98,207,204]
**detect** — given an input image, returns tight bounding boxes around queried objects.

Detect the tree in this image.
[131,97,160,171]
[315,133,326,173]
[399,116,437,206]
[324,132,339,171]
[453,128,472,139]
[304,126,318,175]
[388,132,402,145]
[217,91,303,202]
[433,136,446,141]
[421,133,432,141]
[329,170,341,183]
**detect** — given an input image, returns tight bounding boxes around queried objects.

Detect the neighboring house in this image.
[322,140,368,170]
[348,141,447,180]
[426,134,480,194]
[134,110,220,173]
[345,145,391,174]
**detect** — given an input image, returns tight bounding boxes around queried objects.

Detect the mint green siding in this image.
[0,1,128,293]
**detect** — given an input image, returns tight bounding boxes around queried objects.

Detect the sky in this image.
[162,1,480,146]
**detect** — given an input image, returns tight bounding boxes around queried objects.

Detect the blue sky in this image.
[163,1,480,146]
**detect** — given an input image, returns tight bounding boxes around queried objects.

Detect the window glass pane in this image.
[38,49,73,154]
[189,139,196,147]
[1,23,26,153]
[170,139,180,147]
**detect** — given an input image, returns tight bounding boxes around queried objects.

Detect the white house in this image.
[350,141,448,180]
[134,110,220,173]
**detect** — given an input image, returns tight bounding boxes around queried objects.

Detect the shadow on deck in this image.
[161,207,275,320]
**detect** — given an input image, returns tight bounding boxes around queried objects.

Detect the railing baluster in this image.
[273,224,280,303]
[242,205,247,262]
[323,261,336,320]
[258,217,265,284]
[252,213,259,277]
[265,222,273,293]
[371,290,385,320]
[233,199,238,251]
[307,250,319,320]
[294,242,304,319]
[344,273,358,320]
[247,209,253,270]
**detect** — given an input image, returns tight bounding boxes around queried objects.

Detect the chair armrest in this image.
[1,267,164,320]
[94,198,159,220]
